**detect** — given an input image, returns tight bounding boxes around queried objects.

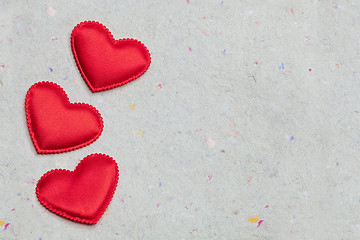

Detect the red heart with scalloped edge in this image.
[71,21,151,92]
[36,153,119,224]
[25,82,103,154]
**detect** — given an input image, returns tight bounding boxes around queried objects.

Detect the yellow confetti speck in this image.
[138,130,143,136]
[0,220,5,226]
[248,216,259,223]
[129,104,135,110]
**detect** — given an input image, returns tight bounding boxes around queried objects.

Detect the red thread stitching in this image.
[71,21,151,92]
[36,153,119,224]
[25,81,104,154]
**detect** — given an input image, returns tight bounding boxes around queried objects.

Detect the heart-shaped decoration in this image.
[71,21,151,92]
[25,82,103,154]
[36,153,119,224]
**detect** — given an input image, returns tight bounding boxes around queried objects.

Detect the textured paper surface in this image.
[0,0,360,239]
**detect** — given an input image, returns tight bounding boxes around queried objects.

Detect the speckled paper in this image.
[0,0,360,239]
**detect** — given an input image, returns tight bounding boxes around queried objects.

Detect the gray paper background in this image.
[0,0,359,239]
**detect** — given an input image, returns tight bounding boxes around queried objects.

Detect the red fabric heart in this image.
[25,82,103,154]
[36,153,119,224]
[71,21,151,92]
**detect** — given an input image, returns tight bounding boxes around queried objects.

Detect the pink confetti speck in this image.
[335,62,343,68]
[257,220,264,227]
[208,175,213,181]
[156,203,160,208]
[26,198,30,201]
[206,137,216,148]
[3,223,10,231]
[254,61,258,65]
[46,6,56,17]
[265,205,269,208]
[157,84,162,89]
[332,1,337,8]
[0,65,5,69]
[186,0,190,4]
[51,37,59,41]
[247,176,253,183]
[189,47,192,52]
[25,178,36,184]
[11,209,15,211]
[229,130,240,137]
[220,150,225,153]
[290,8,294,15]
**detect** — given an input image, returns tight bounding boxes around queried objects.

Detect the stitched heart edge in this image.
[25,81,104,154]
[36,153,119,224]
[71,20,152,92]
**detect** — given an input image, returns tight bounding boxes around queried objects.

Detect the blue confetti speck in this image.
[223,49,226,55]
[278,62,284,70]
[63,76,68,81]
[290,136,294,140]
[49,67,53,72]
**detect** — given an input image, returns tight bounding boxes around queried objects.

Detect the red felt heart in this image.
[71,21,151,92]
[36,153,119,224]
[25,82,103,154]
